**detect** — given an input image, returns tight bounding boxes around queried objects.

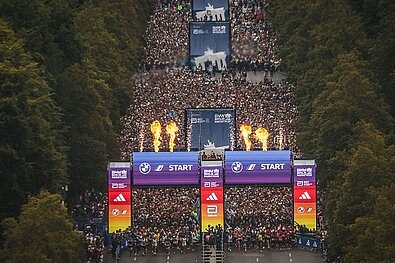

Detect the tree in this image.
[345,184,395,263]
[301,52,393,188]
[0,191,85,263]
[0,19,68,220]
[325,122,395,261]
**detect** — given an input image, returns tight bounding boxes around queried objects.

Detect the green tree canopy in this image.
[0,190,85,263]
[0,19,68,220]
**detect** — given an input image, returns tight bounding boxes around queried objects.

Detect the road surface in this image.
[104,248,323,263]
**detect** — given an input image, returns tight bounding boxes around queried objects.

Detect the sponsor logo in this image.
[204,182,219,188]
[192,29,208,35]
[260,163,285,170]
[206,192,219,201]
[190,117,209,124]
[212,25,226,34]
[113,193,126,202]
[296,181,313,187]
[139,163,151,174]
[112,209,127,216]
[111,183,128,189]
[207,205,218,217]
[203,169,220,178]
[155,165,164,172]
[297,206,305,213]
[296,168,313,177]
[307,207,313,213]
[298,191,311,200]
[247,164,256,171]
[214,113,232,123]
[111,170,128,179]
[231,162,243,173]
[112,209,119,216]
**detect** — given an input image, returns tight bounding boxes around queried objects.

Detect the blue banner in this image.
[185,108,235,151]
[132,152,199,185]
[192,0,229,21]
[225,150,292,184]
[189,22,231,71]
[295,235,321,249]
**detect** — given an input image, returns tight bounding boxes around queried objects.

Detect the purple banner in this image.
[225,150,291,184]
[132,152,199,185]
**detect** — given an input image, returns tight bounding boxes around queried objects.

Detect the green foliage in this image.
[0,0,155,207]
[0,19,68,220]
[345,184,395,263]
[301,53,392,187]
[0,0,81,74]
[325,122,395,259]
[0,191,85,263]
[268,0,395,261]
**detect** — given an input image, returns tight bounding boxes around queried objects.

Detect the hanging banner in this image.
[108,162,131,233]
[132,152,199,185]
[189,22,231,71]
[293,160,317,232]
[225,150,292,184]
[192,0,229,21]
[185,108,235,151]
[201,166,224,232]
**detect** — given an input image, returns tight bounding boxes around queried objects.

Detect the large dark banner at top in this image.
[189,22,231,71]
[192,0,229,21]
[186,108,235,151]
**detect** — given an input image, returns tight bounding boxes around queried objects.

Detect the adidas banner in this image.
[295,235,321,249]
[108,163,131,233]
[293,160,317,233]
[200,166,224,232]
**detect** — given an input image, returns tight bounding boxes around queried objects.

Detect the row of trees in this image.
[0,0,154,221]
[268,0,394,262]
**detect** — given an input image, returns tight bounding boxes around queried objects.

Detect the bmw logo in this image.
[112,209,119,216]
[231,162,243,173]
[139,162,151,175]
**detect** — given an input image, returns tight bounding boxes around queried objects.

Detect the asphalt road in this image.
[104,249,323,263]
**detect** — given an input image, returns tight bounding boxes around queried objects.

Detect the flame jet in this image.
[240,124,252,151]
[255,127,270,151]
[150,120,162,152]
[166,121,179,152]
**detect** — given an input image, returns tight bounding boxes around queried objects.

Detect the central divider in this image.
[200,155,225,263]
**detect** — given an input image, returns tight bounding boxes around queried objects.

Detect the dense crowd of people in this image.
[231,0,281,71]
[225,186,293,251]
[72,0,324,260]
[121,69,297,158]
[121,0,298,158]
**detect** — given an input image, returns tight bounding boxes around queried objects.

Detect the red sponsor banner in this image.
[108,164,131,233]
[201,166,224,232]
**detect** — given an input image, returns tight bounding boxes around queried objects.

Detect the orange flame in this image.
[150,120,162,152]
[166,121,179,152]
[255,127,270,151]
[240,124,252,151]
